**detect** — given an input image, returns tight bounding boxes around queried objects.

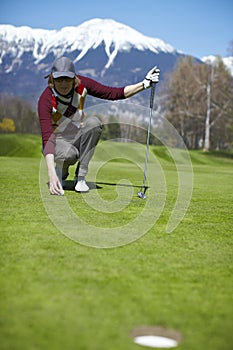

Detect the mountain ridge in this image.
[0,18,232,105]
[0,18,177,73]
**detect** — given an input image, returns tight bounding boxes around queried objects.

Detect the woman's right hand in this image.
[45,153,64,195]
[49,173,64,196]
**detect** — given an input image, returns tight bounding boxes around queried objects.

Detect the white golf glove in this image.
[143,66,160,89]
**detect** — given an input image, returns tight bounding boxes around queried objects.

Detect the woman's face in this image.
[53,77,74,95]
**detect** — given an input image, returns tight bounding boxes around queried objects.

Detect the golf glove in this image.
[143,66,160,89]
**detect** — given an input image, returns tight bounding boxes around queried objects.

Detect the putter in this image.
[137,83,156,199]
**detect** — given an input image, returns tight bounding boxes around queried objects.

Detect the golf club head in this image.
[137,191,147,199]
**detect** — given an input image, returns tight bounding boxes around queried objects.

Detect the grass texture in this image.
[0,134,233,350]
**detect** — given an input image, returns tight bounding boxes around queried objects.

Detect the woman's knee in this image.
[85,116,102,132]
[55,143,79,164]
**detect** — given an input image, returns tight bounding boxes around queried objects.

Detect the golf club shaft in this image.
[142,83,155,190]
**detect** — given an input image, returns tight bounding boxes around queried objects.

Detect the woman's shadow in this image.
[62,180,145,191]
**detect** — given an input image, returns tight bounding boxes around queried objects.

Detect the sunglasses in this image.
[54,77,74,83]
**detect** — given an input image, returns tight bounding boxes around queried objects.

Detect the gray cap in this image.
[51,57,75,78]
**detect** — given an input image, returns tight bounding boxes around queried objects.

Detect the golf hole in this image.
[134,335,177,348]
[132,326,182,348]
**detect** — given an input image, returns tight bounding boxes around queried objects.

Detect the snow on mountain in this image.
[70,19,176,69]
[201,55,233,76]
[0,18,197,104]
[0,18,176,72]
[0,24,54,72]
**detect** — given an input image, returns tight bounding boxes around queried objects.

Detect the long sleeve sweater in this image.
[38,75,126,155]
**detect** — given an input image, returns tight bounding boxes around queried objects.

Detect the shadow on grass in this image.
[63,180,147,191]
[203,150,233,159]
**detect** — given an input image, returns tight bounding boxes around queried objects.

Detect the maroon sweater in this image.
[38,75,126,155]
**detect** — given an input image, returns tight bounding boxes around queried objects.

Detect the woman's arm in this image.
[123,82,145,98]
[78,66,159,100]
[78,75,145,100]
[78,75,125,100]
[45,153,64,195]
[38,87,56,155]
[38,87,64,195]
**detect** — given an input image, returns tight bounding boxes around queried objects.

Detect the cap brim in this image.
[52,72,75,79]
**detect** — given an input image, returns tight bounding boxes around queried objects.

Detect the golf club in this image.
[137,83,156,199]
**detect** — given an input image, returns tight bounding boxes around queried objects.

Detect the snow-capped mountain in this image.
[0,18,185,105]
[1,18,232,105]
[12,18,233,107]
[0,18,177,70]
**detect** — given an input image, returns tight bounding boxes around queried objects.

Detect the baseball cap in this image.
[50,57,75,79]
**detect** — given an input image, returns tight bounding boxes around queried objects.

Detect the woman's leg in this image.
[74,116,102,178]
[55,136,79,183]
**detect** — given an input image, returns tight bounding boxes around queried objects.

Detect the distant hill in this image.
[0,134,42,157]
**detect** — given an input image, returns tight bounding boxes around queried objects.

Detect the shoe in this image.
[75,179,89,193]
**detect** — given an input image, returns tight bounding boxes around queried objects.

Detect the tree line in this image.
[0,56,232,151]
[0,95,40,134]
[163,56,233,151]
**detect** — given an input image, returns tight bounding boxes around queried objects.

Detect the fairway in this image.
[0,136,233,350]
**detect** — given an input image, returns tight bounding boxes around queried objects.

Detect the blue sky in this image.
[1,0,232,58]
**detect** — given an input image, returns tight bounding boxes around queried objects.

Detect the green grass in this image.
[0,134,233,350]
[0,134,42,157]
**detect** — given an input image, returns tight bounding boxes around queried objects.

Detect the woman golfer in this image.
[38,56,159,195]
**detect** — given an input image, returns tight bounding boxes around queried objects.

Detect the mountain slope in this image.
[0,19,185,104]
[0,19,177,69]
